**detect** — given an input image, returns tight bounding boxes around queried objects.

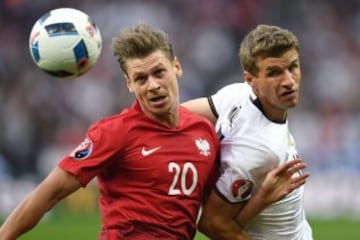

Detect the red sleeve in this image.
[58,123,122,187]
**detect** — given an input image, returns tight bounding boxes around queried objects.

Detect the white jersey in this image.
[210,82,313,240]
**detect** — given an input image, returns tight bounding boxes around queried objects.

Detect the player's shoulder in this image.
[89,106,134,133]
[180,105,214,128]
[212,82,251,106]
[211,82,251,117]
[215,82,251,98]
[180,106,219,145]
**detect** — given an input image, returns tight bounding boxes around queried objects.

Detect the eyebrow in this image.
[265,58,299,69]
[131,62,166,78]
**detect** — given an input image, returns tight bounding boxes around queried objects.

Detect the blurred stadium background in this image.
[1,0,360,239]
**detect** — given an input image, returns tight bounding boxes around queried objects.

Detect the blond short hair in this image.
[111,23,174,74]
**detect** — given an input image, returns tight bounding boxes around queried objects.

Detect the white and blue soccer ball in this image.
[29,8,102,79]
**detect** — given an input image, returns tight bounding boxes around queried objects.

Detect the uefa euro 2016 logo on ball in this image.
[29,8,102,79]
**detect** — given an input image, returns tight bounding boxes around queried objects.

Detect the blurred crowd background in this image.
[1,0,360,219]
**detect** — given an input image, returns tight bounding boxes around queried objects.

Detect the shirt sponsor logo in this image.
[70,137,93,160]
[141,146,161,156]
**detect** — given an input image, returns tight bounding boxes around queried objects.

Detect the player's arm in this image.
[0,166,82,240]
[182,97,217,125]
[236,159,309,225]
[198,159,309,239]
[198,191,251,240]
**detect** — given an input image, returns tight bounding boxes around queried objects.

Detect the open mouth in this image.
[281,90,296,97]
[150,95,165,102]
[150,96,167,106]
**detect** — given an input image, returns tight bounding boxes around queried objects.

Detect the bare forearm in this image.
[181,98,217,125]
[235,191,268,225]
[199,191,252,240]
[199,218,251,240]
[0,167,81,240]
[0,191,57,239]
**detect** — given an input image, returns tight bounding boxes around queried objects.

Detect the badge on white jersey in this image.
[232,179,254,201]
[70,137,93,160]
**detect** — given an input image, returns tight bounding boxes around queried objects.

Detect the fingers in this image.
[290,172,310,190]
[287,162,307,176]
[273,158,306,176]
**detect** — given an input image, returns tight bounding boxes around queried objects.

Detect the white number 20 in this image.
[168,162,198,195]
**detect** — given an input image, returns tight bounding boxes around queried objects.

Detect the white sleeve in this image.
[215,157,254,203]
[215,139,278,203]
[210,82,251,118]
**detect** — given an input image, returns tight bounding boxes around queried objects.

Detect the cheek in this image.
[293,70,301,84]
[166,77,178,92]
[251,80,260,93]
[254,81,269,95]
[171,81,179,97]
[263,86,273,97]
[260,83,276,98]
[129,85,145,98]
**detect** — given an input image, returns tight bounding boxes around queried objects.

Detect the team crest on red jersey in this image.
[232,179,254,201]
[70,137,93,160]
[195,138,210,156]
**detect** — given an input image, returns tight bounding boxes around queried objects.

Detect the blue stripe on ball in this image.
[73,39,89,70]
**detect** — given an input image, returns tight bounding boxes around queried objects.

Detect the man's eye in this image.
[154,69,165,76]
[135,76,147,84]
[289,63,299,71]
[267,70,279,77]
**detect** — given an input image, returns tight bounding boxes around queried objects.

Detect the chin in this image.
[287,102,298,109]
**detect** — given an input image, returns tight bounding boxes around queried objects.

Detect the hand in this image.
[258,158,309,205]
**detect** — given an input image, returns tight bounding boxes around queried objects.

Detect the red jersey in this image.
[59,101,219,239]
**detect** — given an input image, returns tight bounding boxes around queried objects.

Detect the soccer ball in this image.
[29,8,102,79]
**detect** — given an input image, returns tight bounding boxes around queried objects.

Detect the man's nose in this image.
[283,70,296,87]
[148,77,160,91]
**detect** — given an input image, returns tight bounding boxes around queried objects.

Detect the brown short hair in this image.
[239,24,300,76]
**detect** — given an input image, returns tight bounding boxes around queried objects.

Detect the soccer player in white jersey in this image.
[183,24,313,240]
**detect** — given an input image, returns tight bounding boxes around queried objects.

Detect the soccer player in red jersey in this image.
[0,24,308,240]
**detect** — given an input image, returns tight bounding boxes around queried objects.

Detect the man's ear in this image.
[125,74,134,94]
[244,71,260,95]
[174,56,183,79]
[243,71,254,86]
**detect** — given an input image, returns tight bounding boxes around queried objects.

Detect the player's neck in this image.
[252,97,287,123]
[156,111,179,128]
[264,108,287,123]
[143,103,179,128]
